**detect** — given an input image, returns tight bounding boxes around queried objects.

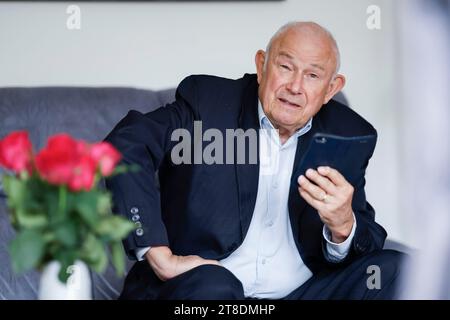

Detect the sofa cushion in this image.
[0,87,175,149]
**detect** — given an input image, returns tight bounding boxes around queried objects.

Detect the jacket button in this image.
[131,214,140,222]
[130,207,139,214]
[136,228,144,236]
[135,221,142,228]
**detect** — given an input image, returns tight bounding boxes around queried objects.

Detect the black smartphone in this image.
[298,133,377,183]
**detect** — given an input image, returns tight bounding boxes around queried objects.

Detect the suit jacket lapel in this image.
[235,75,260,239]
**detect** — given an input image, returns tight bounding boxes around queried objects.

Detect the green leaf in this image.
[95,216,135,241]
[80,234,108,273]
[96,193,112,216]
[15,208,48,229]
[58,260,72,284]
[4,176,50,229]
[55,249,77,283]
[9,229,45,274]
[42,230,56,243]
[73,192,99,228]
[110,241,126,277]
[54,221,78,247]
[3,175,26,207]
[43,186,62,223]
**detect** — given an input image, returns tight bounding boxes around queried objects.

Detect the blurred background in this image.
[0,0,448,298]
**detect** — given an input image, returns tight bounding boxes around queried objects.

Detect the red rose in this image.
[90,142,122,176]
[68,154,97,192]
[35,134,79,185]
[35,134,97,191]
[0,131,33,174]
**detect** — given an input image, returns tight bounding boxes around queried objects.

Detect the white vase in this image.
[38,260,92,300]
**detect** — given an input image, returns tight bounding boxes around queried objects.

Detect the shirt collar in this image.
[258,100,313,138]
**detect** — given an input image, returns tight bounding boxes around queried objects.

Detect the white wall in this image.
[0,1,407,245]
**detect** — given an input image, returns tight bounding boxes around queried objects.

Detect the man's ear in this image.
[324,74,346,104]
[255,50,266,84]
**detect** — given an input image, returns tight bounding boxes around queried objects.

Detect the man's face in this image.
[255,28,345,133]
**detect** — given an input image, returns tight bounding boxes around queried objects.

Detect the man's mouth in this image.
[278,97,301,108]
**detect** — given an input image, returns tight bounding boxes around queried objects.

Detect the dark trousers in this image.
[119,249,404,300]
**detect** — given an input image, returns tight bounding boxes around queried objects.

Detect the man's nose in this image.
[286,75,304,95]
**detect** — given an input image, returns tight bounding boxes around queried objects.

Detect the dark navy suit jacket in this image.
[105,73,387,274]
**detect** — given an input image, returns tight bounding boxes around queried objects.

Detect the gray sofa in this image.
[0,87,408,300]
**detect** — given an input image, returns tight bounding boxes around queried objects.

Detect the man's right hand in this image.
[145,246,220,281]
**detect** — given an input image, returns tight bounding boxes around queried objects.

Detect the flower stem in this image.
[59,185,67,219]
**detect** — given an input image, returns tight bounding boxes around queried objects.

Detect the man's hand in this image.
[297,166,354,243]
[145,246,220,281]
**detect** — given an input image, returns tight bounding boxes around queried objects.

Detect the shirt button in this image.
[266,221,274,227]
[130,207,139,214]
[131,214,140,222]
[272,181,278,189]
[136,228,144,236]
[261,259,266,265]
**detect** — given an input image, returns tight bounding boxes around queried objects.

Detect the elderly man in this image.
[105,21,403,300]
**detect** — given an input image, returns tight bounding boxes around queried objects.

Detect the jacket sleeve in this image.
[351,133,387,256]
[351,171,388,255]
[104,76,197,259]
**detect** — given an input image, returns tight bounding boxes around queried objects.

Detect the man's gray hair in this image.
[264,21,341,76]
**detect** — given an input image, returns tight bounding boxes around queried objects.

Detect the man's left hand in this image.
[297,166,354,243]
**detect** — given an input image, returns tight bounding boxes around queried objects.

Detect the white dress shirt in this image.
[136,101,356,299]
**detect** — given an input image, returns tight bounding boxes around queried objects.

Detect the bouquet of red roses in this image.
[0,131,135,283]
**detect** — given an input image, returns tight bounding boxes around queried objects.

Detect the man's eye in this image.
[280,64,291,71]
[309,73,319,79]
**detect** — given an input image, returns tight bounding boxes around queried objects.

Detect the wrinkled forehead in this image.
[271,28,337,71]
